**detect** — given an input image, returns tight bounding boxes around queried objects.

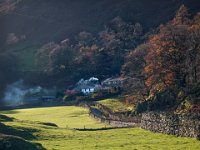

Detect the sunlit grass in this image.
[98,98,133,112]
[1,106,200,150]
[1,106,106,128]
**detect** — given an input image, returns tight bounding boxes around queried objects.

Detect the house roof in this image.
[75,83,102,91]
[75,77,101,91]
[79,85,95,89]
[102,77,127,84]
[89,77,99,81]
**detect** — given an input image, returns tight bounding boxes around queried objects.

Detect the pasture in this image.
[1,106,200,150]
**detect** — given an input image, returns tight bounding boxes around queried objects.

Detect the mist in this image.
[3,80,56,106]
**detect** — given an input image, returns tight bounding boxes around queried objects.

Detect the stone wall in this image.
[141,112,200,139]
[79,101,200,139]
[79,101,141,127]
[89,107,141,127]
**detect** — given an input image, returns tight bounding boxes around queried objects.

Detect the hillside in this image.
[0,0,200,106]
[1,2,200,149]
[0,0,200,47]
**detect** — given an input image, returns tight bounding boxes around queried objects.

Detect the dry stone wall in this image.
[141,112,200,139]
[79,101,200,139]
[79,101,141,127]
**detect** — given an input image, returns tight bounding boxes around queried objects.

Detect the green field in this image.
[1,106,106,128]
[98,98,134,112]
[0,106,200,150]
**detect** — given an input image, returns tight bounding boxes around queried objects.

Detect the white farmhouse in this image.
[76,77,101,95]
[81,85,95,94]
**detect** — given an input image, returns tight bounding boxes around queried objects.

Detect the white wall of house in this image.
[81,88,95,94]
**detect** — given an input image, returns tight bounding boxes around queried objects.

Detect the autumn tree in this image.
[186,12,200,85]
[121,44,148,101]
[144,23,189,96]
[144,5,200,98]
[122,43,148,77]
[36,42,58,72]
[97,17,145,76]
[171,4,190,25]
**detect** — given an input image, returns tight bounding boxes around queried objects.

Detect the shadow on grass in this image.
[0,115,38,140]
[38,122,58,127]
[74,126,131,131]
[0,114,14,122]
[1,110,19,114]
[0,122,37,140]
[0,134,46,150]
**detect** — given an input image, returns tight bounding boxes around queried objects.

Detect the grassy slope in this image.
[0,106,200,150]
[1,106,106,128]
[98,98,134,113]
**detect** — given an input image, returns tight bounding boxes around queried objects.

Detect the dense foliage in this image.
[0,2,200,114]
[35,17,146,85]
[131,5,200,113]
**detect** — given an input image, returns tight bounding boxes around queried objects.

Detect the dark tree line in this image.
[35,17,145,86]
